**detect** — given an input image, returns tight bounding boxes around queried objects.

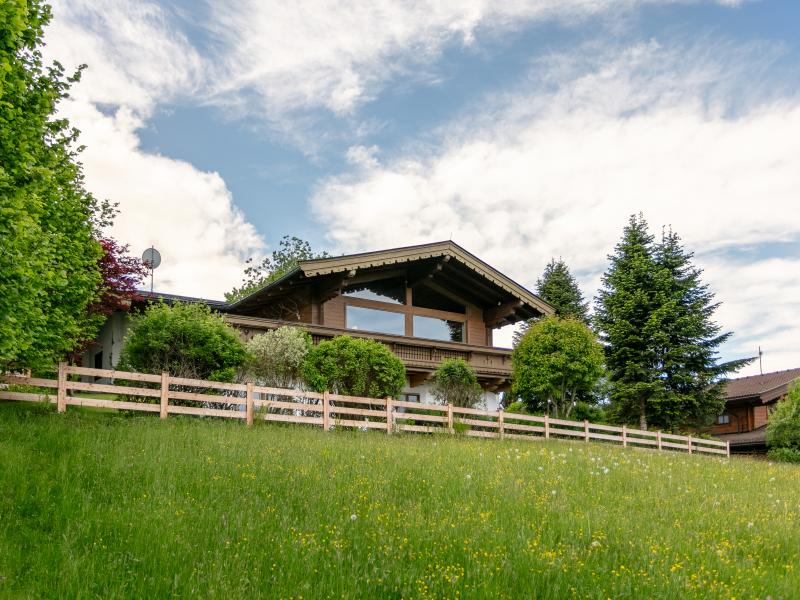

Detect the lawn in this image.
[0,403,797,599]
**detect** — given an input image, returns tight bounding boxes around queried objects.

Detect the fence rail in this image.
[0,363,730,457]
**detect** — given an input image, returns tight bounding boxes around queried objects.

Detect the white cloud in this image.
[311,40,800,371]
[44,1,264,299]
[205,0,743,116]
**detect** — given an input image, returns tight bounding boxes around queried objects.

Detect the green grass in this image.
[1,403,798,599]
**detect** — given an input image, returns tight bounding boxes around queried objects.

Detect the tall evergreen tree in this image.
[652,228,751,429]
[594,214,665,430]
[514,258,588,345]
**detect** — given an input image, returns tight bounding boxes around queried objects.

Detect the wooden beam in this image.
[484,299,523,328]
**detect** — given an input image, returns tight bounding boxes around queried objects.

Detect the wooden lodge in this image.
[83,241,553,409]
[712,368,800,453]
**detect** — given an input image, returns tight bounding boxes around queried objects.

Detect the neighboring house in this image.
[82,241,554,410]
[712,368,800,453]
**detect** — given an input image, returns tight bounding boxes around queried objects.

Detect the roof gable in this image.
[229,241,553,319]
[724,367,800,402]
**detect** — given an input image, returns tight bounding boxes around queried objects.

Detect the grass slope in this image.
[1,403,798,599]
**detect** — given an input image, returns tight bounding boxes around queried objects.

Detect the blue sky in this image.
[44,0,800,373]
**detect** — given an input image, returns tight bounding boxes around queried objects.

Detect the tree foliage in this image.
[515,258,588,345]
[227,236,330,301]
[766,384,800,463]
[246,326,311,389]
[301,336,406,398]
[0,1,110,370]
[595,214,749,431]
[430,358,484,408]
[512,317,604,418]
[119,302,249,382]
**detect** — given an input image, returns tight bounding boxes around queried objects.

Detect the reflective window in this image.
[346,305,405,335]
[343,278,405,305]
[413,315,464,342]
[411,286,465,313]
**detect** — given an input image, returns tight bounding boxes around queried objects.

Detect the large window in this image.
[343,278,405,304]
[413,315,464,342]
[346,305,405,335]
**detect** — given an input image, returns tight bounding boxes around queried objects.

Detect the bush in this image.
[767,447,800,464]
[766,384,800,457]
[119,302,248,381]
[504,401,529,415]
[430,359,483,409]
[301,336,406,398]
[246,327,311,389]
[512,317,604,419]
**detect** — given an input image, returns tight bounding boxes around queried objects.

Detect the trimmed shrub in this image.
[119,302,248,381]
[246,326,311,389]
[301,336,406,398]
[430,359,484,409]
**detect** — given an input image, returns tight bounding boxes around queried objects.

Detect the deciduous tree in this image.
[226,236,329,301]
[512,317,604,418]
[0,1,109,370]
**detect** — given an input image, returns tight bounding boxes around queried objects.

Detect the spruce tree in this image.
[594,214,665,430]
[514,258,588,345]
[652,228,751,429]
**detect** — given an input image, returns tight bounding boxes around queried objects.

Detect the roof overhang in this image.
[228,241,554,321]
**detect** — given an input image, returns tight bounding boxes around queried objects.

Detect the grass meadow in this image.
[1,402,798,599]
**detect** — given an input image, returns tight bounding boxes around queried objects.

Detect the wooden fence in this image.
[0,363,730,457]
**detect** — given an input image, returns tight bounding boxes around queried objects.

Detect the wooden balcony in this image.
[223,314,512,387]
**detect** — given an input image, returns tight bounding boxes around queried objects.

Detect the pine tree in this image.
[652,228,751,429]
[514,258,588,345]
[594,214,665,430]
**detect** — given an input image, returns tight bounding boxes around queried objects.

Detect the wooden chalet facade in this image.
[84,241,553,409]
[712,368,800,453]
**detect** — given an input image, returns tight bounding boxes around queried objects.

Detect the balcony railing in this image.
[224,314,512,378]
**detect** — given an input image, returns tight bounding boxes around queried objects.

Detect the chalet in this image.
[83,241,553,410]
[712,368,800,453]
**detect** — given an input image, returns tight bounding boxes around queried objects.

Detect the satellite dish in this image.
[142,247,161,293]
[142,247,161,270]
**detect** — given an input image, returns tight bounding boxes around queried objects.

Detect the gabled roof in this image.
[228,240,554,319]
[724,368,800,403]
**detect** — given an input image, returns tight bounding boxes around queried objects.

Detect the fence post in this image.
[386,396,393,434]
[687,436,693,455]
[246,382,254,427]
[544,414,550,440]
[322,390,330,431]
[498,410,505,440]
[622,425,627,448]
[447,403,454,434]
[160,371,169,419]
[657,431,662,452]
[726,440,730,458]
[57,361,67,413]
[584,419,589,442]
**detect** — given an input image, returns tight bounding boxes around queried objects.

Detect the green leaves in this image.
[0,0,104,370]
[430,359,483,408]
[512,317,604,418]
[301,335,406,398]
[118,302,249,381]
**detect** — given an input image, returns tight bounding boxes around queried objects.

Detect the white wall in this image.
[401,381,500,411]
[81,311,130,370]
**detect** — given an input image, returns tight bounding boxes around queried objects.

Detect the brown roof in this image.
[230,240,554,319]
[724,368,800,403]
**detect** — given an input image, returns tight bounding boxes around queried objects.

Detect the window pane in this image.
[343,278,405,304]
[411,285,465,313]
[346,305,405,335]
[413,315,464,342]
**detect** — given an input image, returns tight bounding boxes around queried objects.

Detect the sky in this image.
[42,0,800,375]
